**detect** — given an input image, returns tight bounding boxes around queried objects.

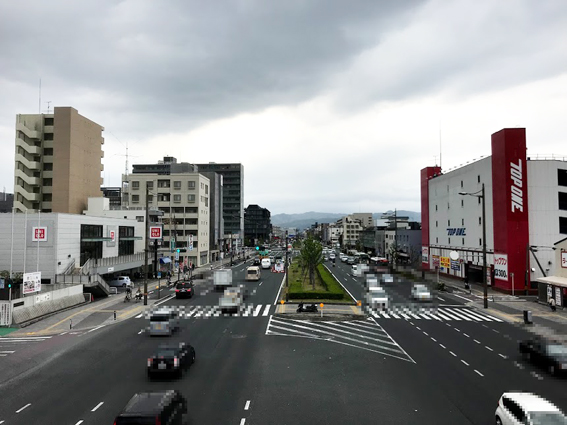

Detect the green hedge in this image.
[287,263,347,300]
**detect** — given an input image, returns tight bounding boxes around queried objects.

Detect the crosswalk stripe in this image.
[262,305,271,316]
[437,310,462,321]
[482,313,503,322]
[418,313,432,320]
[446,308,473,321]
[407,312,421,320]
[462,309,494,322]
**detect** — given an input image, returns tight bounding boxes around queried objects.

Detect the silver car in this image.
[148,308,180,336]
[411,284,432,302]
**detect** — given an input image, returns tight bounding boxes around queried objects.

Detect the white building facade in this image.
[421,128,567,294]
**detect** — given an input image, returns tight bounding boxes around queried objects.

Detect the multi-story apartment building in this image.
[0,191,14,213]
[194,163,244,250]
[101,187,122,209]
[336,213,373,249]
[122,171,210,267]
[244,204,272,245]
[200,171,224,262]
[14,107,104,214]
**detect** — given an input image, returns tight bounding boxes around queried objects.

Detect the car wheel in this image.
[192,350,196,364]
[495,416,502,425]
[549,364,556,376]
[122,283,126,288]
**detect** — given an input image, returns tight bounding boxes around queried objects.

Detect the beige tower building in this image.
[14,107,104,213]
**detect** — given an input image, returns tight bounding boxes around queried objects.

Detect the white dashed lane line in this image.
[16,403,31,413]
[91,402,104,412]
[245,400,250,410]
[475,370,484,377]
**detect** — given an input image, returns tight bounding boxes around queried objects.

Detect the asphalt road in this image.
[1,253,566,424]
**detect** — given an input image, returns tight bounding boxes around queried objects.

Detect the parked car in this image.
[147,342,195,379]
[519,336,567,376]
[411,284,432,302]
[114,390,187,425]
[495,391,567,425]
[107,276,132,288]
[174,280,194,299]
[148,308,181,336]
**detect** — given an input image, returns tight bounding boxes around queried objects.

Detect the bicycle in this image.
[124,292,132,302]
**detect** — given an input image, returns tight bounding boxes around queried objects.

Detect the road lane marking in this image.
[492,329,500,333]
[437,296,445,301]
[273,275,286,305]
[453,328,461,332]
[499,353,508,359]
[416,326,421,331]
[531,371,544,380]
[259,282,262,286]
[439,344,446,349]
[473,339,480,344]
[461,360,469,366]
[422,331,429,336]
[0,351,15,354]
[485,346,493,351]
[240,418,246,425]
[262,305,270,316]
[463,333,470,338]
[91,402,104,412]
[59,332,68,335]
[446,308,474,321]
[475,370,484,377]
[253,305,263,316]
[75,421,84,425]
[87,325,105,333]
[514,361,524,369]
[450,351,457,357]
[431,337,437,342]
[245,400,250,410]
[16,403,31,413]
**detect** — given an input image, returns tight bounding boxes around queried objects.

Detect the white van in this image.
[245,266,261,281]
[261,258,271,269]
[108,276,132,288]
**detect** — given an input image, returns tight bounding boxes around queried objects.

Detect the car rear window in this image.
[116,417,157,425]
[156,349,177,357]
[150,314,170,322]
[176,282,191,289]
[247,269,257,274]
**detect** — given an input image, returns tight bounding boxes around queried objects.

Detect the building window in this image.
[478,175,481,183]
[479,238,482,246]
[479,217,482,225]
[44,117,54,126]
[119,226,135,256]
[436,221,438,227]
[436,237,438,243]
[43,178,52,186]
[462,238,465,245]
[187,194,195,203]
[43,148,53,155]
[132,181,139,189]
[188,181,195,189]
[448,220,450,226]
[461,199,464,207]
[43,133,53,141]
[132,195,139,203]
[147,181,154,189]
[448,237,451,244]
[205,185,209,195]
[558,169,567,187]
[560,217,567,235]
[460,180,463,188]
[136,216,144,222]
[478,197,481,204]
[559,192,567,210]
[42,193,52,202]
[174,181,181,189]
[435,204,438,211]
[148,195,153,203]
[462,218,464,225]
[173,194,181,203]
[43,163,53,171]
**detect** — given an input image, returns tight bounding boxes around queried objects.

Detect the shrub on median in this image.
[287,263,347,301]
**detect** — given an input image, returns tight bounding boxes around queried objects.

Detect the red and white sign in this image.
[422,246,429,264]
[32,227,47,242]
[562,250,567,268]
[494,253,508,281]
[150,226,162,239]
[110,230,116,242]
[23,272,41,295]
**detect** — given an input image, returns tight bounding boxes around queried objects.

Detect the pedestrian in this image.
[549,297,556,312]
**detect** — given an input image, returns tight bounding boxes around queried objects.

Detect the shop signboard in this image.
[562,250,567,268]
[494,253,508,281]
[432,255,440,267]
[422,246,429,264]
[23,272,41,295]
[450,260,460,271]
[440,256,450,269]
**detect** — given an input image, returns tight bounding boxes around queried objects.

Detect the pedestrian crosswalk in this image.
[366,306,503,322]
[266,316,415,363]
[136,304,274,320]
[0,335,52,358]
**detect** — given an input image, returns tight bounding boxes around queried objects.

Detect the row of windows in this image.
[434,237,483,246]
[436,218,481,227]
[131,180,202,191]
[131,194,200,203]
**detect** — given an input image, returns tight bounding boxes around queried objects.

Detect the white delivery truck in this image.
[213,269,233,291]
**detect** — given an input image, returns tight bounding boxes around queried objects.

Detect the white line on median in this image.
[437,296,445,301]
[87,325,105,333]
[16,403,31,413]
[273,275,286,305]
[244,400,250,410]
[91,402,104,412]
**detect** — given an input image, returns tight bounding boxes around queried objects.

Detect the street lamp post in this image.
[459,183,488,309]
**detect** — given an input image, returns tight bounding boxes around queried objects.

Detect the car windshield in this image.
[371,290,386,298]
[547,344,567,355]
[176,283,191,289]
[155,349,177,357]
[150,314,170,322]
[529,411,567,425]
[247,269,257,274]
[415,286,429,293]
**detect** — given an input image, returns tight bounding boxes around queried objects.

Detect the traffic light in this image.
[178,248,187,253]
[255,246,259,251]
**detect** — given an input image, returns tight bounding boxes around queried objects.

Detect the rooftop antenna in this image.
[439,120,442,170]
[46,101,52,114]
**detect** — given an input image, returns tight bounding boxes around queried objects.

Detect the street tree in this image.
[299,236,323,290]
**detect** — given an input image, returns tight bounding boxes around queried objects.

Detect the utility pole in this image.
[143,183,150,305]
[481,183,488,309]
[285,231,289,288]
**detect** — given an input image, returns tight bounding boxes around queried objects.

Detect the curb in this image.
[13,299,92,329]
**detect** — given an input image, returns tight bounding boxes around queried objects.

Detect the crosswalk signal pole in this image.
[144,183,149,306]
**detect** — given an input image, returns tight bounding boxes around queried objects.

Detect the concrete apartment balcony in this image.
[15,186,40,202]
[81,252,147,277]
[16,137,41,155]
[14,169,40,187]
[15,153,40,171]
[43,125,54,133]
[16,122,40,140]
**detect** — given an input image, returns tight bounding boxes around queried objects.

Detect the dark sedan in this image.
[174,280,194,299]
[147,343,196,379]
[519,337,567,376]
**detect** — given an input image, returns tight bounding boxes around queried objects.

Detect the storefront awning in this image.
[536,275,567,288]
[159,257,172,264]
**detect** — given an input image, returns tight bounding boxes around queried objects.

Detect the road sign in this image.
[150,226,162,239]
[175,250,180,261]
[170,237,176,252]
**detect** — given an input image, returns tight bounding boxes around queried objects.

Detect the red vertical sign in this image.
[491,128,529,293]
[420,166,442,270]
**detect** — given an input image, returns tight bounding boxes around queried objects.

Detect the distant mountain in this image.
[271,210,421,231]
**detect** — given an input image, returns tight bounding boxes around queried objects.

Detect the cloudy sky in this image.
[1,0,566,215]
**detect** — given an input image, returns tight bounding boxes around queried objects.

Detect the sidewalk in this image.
[1,256,246,338]
[414,269,567,340]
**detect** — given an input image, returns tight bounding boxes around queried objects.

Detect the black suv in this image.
[114,390,187,424]
[175,280,194,299]
[147,342,196,379]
